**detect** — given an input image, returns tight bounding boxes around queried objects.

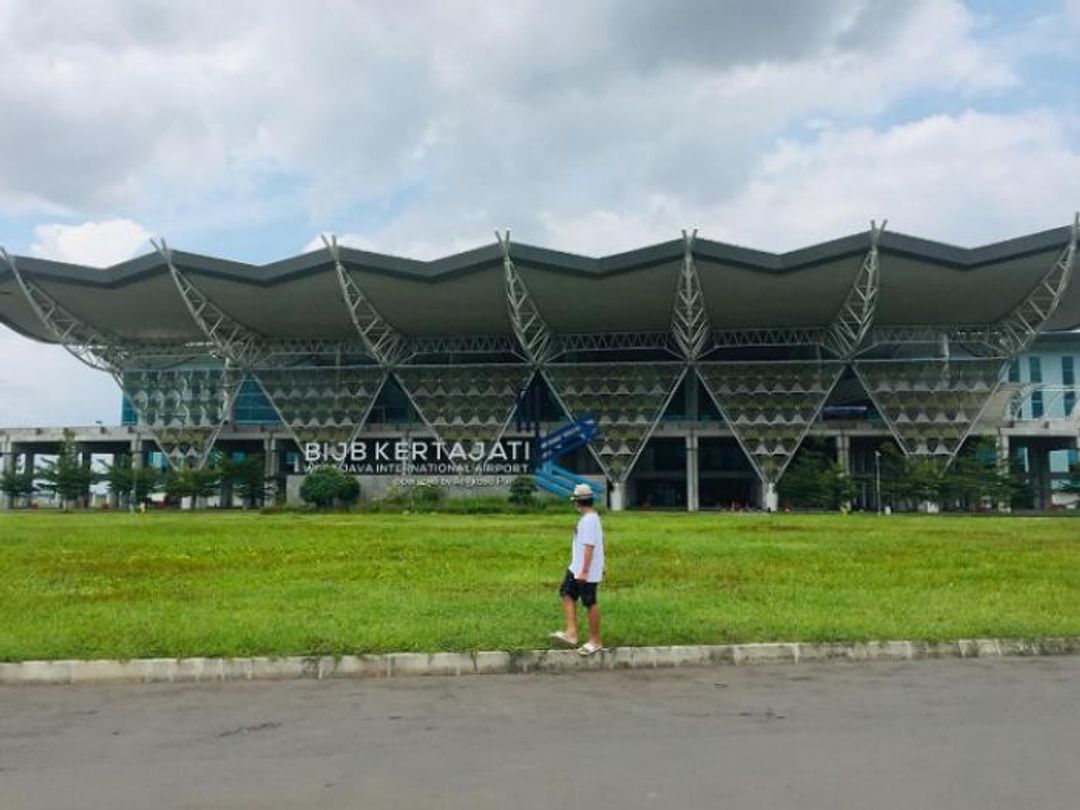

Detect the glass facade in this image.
[1029,356,1043,418]
[1064,356,1076,417]
[233,377,280,425]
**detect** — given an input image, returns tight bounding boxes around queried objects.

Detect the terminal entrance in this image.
[697,437,757,510]
[629,437,686,509]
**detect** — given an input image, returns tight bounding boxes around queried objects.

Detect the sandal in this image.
[549,631,578,648]
[577,641,604,657]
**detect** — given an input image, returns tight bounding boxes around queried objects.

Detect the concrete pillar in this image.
[996,433,1011,513]
[835,434,851,475]
[129,439,144,512]
[25,452,35,507]
[108,452,120,509]
[760,480,778,512]
[264,437,279,504]
[1,445,14,510]
[609,481,625,511]
[80,447,93,509]
[685,433,699,512]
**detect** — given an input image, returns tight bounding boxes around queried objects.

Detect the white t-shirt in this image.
[569,511,604,583]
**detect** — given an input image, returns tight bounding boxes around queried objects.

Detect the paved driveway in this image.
[2,656,1078,809]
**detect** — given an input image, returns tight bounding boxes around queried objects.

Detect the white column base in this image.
[762,481,778,513]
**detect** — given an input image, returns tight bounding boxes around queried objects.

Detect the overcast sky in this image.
[2,0,1080,427]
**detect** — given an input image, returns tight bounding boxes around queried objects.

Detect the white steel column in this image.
[996,432,1012,513]
[264,436,279,504]
[760,480,779,512]
[1,442,14,510]
[685,432,699,512]
[608,481,625,512]
[824,220,883,358]
[835,434,851,475]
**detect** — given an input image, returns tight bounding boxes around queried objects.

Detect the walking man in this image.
[550,483,604,656]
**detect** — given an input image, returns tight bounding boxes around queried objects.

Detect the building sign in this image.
[298,438,533,476]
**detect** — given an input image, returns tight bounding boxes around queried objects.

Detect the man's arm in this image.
[577,544,593,582]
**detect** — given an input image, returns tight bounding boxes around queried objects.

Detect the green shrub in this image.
[300,466,361,508]
[411,482,445,507]
[508,475,536,506]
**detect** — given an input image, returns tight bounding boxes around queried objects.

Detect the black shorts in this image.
[559,569,598,607]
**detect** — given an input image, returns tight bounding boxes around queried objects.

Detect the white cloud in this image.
[538,110,1080,254]
[29,218,152,266]
[0,0,1018,259]
[708,110,1080,249]
[0,329,120,427]
[2,0,1078,430]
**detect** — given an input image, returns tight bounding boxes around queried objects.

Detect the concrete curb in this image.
[2,637,1078,686]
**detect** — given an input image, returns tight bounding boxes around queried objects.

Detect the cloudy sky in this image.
[2,0,1080,426]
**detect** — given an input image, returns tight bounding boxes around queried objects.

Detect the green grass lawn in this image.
[1,510,1078,661]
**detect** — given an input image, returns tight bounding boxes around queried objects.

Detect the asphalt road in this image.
[2,656,1078,810]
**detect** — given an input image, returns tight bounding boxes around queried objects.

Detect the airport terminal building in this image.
[2,219,1079,510]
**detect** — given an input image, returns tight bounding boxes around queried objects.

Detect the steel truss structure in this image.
[499,230,552,365]
[549,331,677,359]
[825,221,883,358]
[325,235,408,367]
[3,248,241,470]
[154,239,264,368]
[672,229,710,360]
[996,214,1077,355]
[5,219,1076,488]
[863,216,1076,359]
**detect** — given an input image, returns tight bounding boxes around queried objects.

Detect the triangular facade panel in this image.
[394,365,534,447]
[696,361,844,484]
[122,365,244,469]
[543,363,686,482]
[852,358,1008,462]
[254,366,387,450]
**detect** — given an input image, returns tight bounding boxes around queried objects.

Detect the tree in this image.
[0,467,36,507]
[101,455,161,508]
[221,453,272,509]
[778,450,856,510]
[101,455,135,502]
[300,465,360,508]
[941,439,1023,511]
[36,429,97,508]
[163,464,222,506]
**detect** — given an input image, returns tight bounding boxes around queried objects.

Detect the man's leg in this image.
[562,596,579,643]
[586,603,601,647]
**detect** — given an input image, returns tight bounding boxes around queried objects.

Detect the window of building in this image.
[1008,359,1020,383]
[232,376,281,425]
[1032,391,1044,418]
[1063,356,1076,416]
[121,395,137,426]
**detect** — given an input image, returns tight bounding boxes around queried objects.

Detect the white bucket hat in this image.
[570,483,594,501]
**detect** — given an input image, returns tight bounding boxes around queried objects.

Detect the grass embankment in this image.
[0,511,1078,661]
